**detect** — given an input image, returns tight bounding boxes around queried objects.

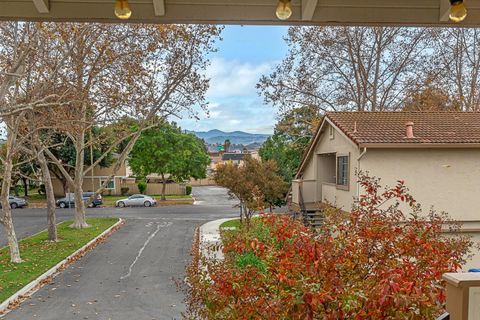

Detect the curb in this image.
[198,218,237,261]
[0,218,125,316]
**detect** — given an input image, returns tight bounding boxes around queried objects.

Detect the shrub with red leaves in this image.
[185,173,472,320]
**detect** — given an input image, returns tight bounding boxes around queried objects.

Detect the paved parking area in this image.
[1,186,238,320]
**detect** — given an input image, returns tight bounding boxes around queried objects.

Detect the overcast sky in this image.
[176,25,288,134]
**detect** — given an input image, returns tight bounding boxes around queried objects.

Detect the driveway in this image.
[0,186,239,320]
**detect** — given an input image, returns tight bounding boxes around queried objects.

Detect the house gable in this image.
[296,118,358,179]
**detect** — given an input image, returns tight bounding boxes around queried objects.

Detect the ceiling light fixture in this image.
[449,0,467,22]
[276,0,292,20]
[115,0,132,19]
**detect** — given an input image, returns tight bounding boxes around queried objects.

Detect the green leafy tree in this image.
[260,105,321,183]
[129,123,210,200]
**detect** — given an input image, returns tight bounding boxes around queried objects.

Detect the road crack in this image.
[120,221,172,280]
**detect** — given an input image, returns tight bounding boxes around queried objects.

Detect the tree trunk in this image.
[84,124,144,207]
[72,181,88,228]
[61,178,68,196]
[38,149,58,241]
[22,178,28,197]
[1,212,22,263]
[0,131,22,263]
[13,181,19,196]
[239,201,244,223]
[72,131,89,229]
[161,173,166,201]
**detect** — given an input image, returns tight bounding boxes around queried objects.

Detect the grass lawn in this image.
[220,219,242,229]
[220,217,262,230]
[25,193,45,201]
[0,217,118,304]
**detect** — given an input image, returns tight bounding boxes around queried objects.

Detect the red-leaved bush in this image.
[185,174,472,319]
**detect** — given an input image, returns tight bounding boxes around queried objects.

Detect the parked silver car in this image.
[115,194,157,208]
[0,196,28,209]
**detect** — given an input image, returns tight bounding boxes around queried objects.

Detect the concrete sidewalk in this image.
[199,218,236,261]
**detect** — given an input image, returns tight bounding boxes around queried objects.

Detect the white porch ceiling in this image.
[1,0,480,26]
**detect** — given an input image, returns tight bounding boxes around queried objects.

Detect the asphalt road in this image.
[1,186,239,320]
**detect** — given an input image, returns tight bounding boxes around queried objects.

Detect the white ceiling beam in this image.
[32,0,49,13]
[153,0,165,16]
[302,0,318,21]
[439,0,450,22]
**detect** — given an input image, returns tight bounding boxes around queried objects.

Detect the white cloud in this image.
[175,58,278,134]
[176,98,276,134]
[228,119,242,125]
[205,58,272,98]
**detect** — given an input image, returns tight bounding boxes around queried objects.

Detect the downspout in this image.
[356,147,367,199]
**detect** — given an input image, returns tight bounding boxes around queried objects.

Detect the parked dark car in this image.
[0,196,28,209]
[56,192,103,208]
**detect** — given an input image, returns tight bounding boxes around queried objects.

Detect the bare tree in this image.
[257,26,432,115]
[0,22,42,263]
[84,25,221,205]
[41,24,221,228]
[434,28,480,111]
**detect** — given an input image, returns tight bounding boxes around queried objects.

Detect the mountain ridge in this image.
[189,129,271,145]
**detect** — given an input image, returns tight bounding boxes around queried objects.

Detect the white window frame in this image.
[99,178,115,190]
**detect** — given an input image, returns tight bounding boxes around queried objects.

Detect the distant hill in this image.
[190,129,271,145]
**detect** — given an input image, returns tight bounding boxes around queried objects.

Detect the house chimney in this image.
[405,121,414,138]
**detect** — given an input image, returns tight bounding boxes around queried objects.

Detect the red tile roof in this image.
[326,111,480,145]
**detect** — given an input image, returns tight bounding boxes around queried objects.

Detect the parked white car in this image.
[0,196,28,209]
[115,194,157,208]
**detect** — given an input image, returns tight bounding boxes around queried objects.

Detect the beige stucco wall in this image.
[300,122,359,209]
[361,148,480,222]
[52,177,185,196]
[356,148,480,270]
[52,176,125,196]
[89,160,128,177]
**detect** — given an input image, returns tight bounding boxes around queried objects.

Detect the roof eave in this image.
[359,143,480,149]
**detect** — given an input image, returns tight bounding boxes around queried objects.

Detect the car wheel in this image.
[144,201,151,207]
[10,203,17,209]
[59,202,66,208]
[118,201,125,208]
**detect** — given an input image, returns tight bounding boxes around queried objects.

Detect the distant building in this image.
[221,152,248,165]
[221,151,259,166]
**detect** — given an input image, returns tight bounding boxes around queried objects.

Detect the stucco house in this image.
[291,111,480,269]
[51,157,186,197]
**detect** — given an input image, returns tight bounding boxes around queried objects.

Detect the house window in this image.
[336,155,349,188]
[329,125,335,139]
[100,179,115,190]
